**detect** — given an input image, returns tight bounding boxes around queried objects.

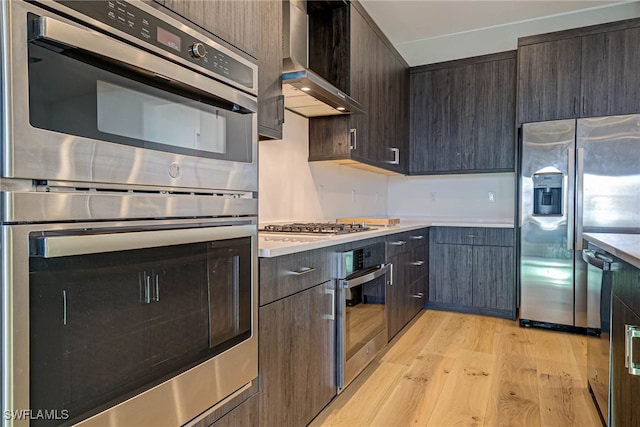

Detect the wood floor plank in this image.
[425,349,496,427]
[537,371,601,427]
[309,361,405,427]
[484,353,541,427]
[381,310,447,367]
[369,353,455,426]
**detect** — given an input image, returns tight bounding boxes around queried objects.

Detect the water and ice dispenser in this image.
[532,172,563,215]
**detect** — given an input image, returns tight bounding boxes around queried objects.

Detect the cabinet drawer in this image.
[386,232,410,257]
[405,247,428,285]
[431,227,514,247]
[406,228,429,251]
[259,248,332,306]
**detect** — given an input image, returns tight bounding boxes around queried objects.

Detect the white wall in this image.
[398,1,640,66]
[259,110,388,223]
[387,173,516,222]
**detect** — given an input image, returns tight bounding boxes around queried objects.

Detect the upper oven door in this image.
[2,1,258,191]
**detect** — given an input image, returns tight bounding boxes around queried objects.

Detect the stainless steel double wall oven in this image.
[1,1,258,425]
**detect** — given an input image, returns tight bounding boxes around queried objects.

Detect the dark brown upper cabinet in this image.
[410,51,517,175]
[307,1,409,175]
[256,0,284,140]
[160,0,283,140]
[517,18,640,124]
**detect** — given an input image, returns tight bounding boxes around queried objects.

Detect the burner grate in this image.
[260,222,373,235]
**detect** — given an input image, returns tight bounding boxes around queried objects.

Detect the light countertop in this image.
[583,233,640,269]
[259,218,514,257]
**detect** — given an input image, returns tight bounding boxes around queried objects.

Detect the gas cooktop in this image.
[259,222,374,235]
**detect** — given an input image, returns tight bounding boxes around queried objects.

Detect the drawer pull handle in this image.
[411,292,424,299]
[410,260,424,266]
[290,267,316,276]
[410,235,424,240]
[325,288,335,321]
[465,234,481,238]
[389,240,406,246]
[626,324,640,376]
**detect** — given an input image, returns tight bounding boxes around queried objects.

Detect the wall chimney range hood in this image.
[282,0,364,117]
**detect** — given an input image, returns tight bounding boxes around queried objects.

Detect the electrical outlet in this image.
[351,190,356,203]
[488,191,495,202]
[318,185,325,200]
[429,192,437,202]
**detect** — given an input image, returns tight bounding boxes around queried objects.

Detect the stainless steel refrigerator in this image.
[519,114,640,330]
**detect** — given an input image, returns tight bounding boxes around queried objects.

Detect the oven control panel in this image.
[55,0,254,91]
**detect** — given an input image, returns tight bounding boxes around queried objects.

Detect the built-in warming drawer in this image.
[259,247,332,306]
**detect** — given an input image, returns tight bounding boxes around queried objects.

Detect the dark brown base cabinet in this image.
[611,260,640,426]
[386,229,429,339]
[518,18,640,124]
[258,248,335,427]
[428,227,516,319]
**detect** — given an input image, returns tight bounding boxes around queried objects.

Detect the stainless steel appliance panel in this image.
[520,119,577,327]
[2,1,258,192]
[2,216,258,427]
[577,115,640,233]
[584,247,620,426]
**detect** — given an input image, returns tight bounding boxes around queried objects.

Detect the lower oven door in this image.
[2,218,257,426]
[338,263,391,392]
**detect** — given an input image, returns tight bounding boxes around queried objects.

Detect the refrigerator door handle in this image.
[576,148,585,251]
[567,148,575,251]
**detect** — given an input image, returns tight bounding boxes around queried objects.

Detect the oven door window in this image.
[27,40,252,162]
[345,275,386,360]
[29,237,251,425]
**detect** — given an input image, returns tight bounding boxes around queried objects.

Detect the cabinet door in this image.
[581,27,640,118]
[387,253,407,340]
[257,0,283,140]
[429,244,473,306]
[517,37,582,124]
[259,281,336,426]
[472,57,516,171]
[410,68,452,173]
[610,295,640,427]
[163,0,258,57]
[472,245,515,311]
[348,6,376,163]
[449,63,475,171]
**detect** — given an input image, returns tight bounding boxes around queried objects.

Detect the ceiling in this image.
[358,0,640,65]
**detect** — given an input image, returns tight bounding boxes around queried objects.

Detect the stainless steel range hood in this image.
[282,0,364,117]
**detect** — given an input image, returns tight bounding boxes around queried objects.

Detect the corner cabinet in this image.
[518,18,640,124]
[428,227,516,319]
[258,248,336,427]
[308,2,409,174]
[386,229,429,339]
[409,51,516,174]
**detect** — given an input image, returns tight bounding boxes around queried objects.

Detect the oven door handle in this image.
[342,263,391,289]
[32,224,256,258]
[30,15,257,113]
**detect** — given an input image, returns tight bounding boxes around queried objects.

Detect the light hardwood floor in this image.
[311,310,603,427]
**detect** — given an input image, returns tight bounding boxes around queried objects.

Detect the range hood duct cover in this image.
[282,0,364,117]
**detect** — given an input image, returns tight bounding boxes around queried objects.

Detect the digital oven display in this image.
[157,26,181,51]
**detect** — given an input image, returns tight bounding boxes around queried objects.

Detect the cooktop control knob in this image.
[190,42,207,59]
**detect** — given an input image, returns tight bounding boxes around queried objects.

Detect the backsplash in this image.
[259,111,388,223]
[388,173,515,221]
[259,111,515,223]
